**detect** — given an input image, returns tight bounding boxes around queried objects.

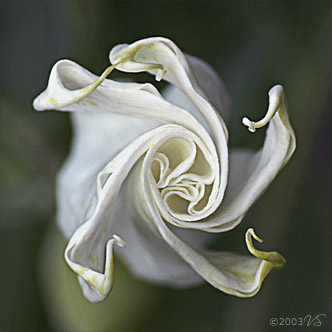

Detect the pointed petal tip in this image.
[245,228,286,269]
[32,93,46,111]
[242,117,256,132]
[112,234,126,248]
[247,228,263,243]
[269,84,283,96]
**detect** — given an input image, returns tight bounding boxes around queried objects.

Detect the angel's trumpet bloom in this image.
[34,37,295,303]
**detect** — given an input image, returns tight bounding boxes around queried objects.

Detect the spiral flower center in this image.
[150,137,214,218]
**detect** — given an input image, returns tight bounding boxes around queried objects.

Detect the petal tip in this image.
[242,117,256,132]
[245,228,286,269]
[113,234,126,248]
[32,94,46,111]
[247,228,263,243]
[269,84,283,96]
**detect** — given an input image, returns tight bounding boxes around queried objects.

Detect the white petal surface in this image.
[33,37,295,302]
[56,110,160,238]
[185,54,231,122]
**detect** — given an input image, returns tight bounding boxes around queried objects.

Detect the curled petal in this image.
[195,83,296,232]
[66,232,126,303]
[110,37,229,229]
[33,60,163,111]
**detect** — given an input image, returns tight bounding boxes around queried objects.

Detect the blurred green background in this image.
[1,1,331,331]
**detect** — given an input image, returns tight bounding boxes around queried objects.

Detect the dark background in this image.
[1,1,331,331]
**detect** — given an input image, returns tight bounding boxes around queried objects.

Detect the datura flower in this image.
[33,37,295,303]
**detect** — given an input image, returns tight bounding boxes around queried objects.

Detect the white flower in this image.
[33,37,296,303]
